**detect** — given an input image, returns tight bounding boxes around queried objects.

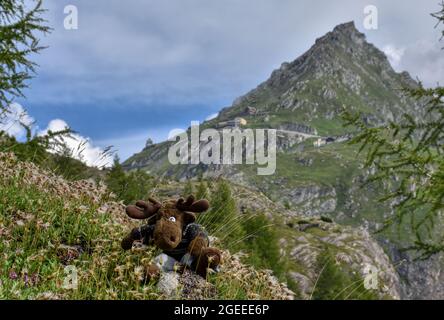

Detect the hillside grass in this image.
[0,155,155,299]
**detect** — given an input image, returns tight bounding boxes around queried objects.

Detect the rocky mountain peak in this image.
[227,21,400,114]
[313,21,363,47]
[311,21,370,58]
[264,21,382,84]
[331,21,364,38]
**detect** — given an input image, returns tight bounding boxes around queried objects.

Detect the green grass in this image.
[0,175,159,299]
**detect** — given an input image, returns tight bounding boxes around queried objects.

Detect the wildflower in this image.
[9,270,18,280]
[133,266,144,282]
[16,220,25,227]
[23,272,30,287]
[31,273,40,286]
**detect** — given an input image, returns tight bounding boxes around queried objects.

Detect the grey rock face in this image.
[156,270,217,299]
[386,244,444,299]
[279,185,337,216]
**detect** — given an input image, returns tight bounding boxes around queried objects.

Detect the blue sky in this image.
[12,0,444,163]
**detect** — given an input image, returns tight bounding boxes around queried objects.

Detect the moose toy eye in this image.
[168,216,176,222]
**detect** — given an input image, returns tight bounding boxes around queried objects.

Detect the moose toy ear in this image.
[125,198,161,220]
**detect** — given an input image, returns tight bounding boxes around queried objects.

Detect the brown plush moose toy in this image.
[121,195,222,280]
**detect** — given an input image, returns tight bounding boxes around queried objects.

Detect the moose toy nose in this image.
[170,236,176,243]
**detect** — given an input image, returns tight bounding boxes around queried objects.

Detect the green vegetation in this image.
[0,154,157,299]
[182,180,194,197]
[167,179,290,286]
[195,179,209,199]
[0,132,103,181]
[311,248,379,300]
[0,0,49,113]
[197,180,296,288]
[198,179,245,251]
[105,155,155,204]
[0,0,111,183]
[241,213,286,278]
[0,136,155,205]
[0,143,393,299]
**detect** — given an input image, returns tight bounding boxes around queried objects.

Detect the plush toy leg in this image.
[187,237,222,278]
[187,236,209,256]
[193,247,222,278]
[205,248,222,270]
[187,236,222,277]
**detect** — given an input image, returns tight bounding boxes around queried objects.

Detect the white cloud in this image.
[1,104,171,165]
[38,119,113,168]
[205,112,219,121]
[1,107,111,167]
[0,103,35,139]
[167,128,186,140]
[383,45,405,69]
[396,39,444,87]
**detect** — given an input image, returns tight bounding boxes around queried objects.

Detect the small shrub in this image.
[311,248,378,300]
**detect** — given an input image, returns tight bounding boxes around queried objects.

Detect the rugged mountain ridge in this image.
[123,22,443,299]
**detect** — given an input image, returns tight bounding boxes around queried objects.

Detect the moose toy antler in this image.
[176,195,209,213]
[121,195,221,281]
[125,198,161,220]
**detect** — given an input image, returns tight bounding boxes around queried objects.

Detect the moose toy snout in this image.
[153,218,182,250]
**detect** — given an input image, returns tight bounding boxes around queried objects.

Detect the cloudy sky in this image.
[7,0,444,164]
